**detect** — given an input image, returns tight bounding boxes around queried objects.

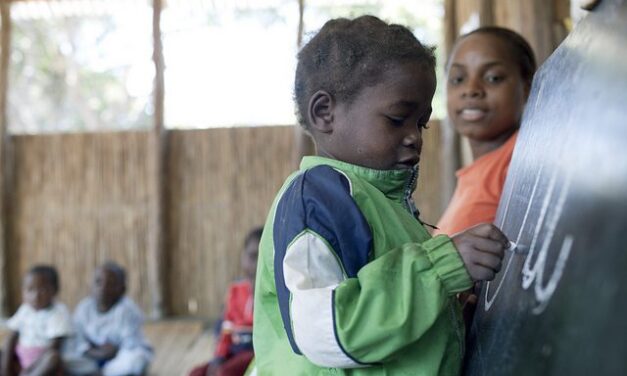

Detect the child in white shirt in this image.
[69,261,153,376]
[1,265,73,376]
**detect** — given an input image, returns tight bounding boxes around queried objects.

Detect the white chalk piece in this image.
[506,240,529,255]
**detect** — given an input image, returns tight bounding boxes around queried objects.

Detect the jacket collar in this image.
[300,156,417,202]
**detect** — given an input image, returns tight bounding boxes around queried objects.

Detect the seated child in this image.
[253,15,509,375]
[189,227,263,376]
[1,265,73,376]
[435,27,537,235]
[69,261,153,376]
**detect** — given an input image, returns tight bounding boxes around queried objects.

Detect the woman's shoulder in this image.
[461,132,518,178]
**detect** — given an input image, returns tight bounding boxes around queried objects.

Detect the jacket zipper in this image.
[403,167,418,216]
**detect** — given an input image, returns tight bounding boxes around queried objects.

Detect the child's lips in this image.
[398,157,419,168]
[459,108,487,122]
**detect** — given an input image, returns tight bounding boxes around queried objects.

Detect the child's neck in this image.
[97,297,122,313]
[31,302,54,311]
[469,128,517,160]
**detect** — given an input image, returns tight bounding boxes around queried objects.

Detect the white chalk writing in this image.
[485,165,574,314]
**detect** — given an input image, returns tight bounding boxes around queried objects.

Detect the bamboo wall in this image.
[165,126,295,318]
[6,127,296,319]
[5,122,443,320]
[8,131,158,312]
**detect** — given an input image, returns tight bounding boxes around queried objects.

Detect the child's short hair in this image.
[28,264,59,292]
[100,260,127,286]
[294,15,436,129]
[457,26,537,85]
[244,227,264,248]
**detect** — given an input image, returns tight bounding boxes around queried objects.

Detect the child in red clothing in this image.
[436,27,537,235]
[189,227,262,376]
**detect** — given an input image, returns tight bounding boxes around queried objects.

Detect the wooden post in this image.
[444,0,458,55]
[148,0,166,319]
[526,0,569,64]
[479,0,494,26]
[441,0,461,210]
[492,0,569,66]
[292,0,315,168]
[0,0,10,318]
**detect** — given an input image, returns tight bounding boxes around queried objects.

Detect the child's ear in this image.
[308,90,335,133]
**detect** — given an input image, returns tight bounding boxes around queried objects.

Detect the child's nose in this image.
[403,130,422,149]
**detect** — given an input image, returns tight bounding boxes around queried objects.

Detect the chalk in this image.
[507,241,529,255]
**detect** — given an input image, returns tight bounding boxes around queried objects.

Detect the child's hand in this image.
[86,343,118,361]
[205,358,224,376]
[98,343,118,360]
[451,223,509,282]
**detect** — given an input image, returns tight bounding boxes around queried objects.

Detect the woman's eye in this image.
[448,76,463,85]
[486,74,504,84]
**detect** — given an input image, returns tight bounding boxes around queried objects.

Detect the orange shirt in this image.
[435,132,518,235]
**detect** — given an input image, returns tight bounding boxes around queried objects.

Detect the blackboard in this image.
[464,0,627,375]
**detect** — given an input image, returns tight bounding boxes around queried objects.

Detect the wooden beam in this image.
[148,0,166,319]
[292,0,315,168]
[444,0,458,57]
[297,0,304,48]
[441,0,462,209]
[479,0,494,26]
[511,0,567,65]
[0,0,11,318]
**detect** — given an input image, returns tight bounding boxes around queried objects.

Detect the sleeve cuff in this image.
[422,235,473,295]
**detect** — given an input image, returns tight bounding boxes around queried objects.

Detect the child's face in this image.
[92,267,125,311]
[319,62,435,171]
[23,272,56,310]
[446,33,529,142]
[242,237,259,282]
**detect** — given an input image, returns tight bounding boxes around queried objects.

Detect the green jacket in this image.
[253,156,472,375]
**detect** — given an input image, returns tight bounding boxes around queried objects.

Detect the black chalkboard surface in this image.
[464,1,627,375]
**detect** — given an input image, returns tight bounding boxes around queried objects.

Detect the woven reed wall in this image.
[7,131,157,312]
[165,126,294,319]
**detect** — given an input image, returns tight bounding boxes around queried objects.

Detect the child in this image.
[253,15,509,375]
[1,265,73,376]
[69,261,153,376]
[188,227,262,376]
[435,27,537,235]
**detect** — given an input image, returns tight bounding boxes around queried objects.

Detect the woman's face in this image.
[447,33,530,142]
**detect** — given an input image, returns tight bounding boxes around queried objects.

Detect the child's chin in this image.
[31,302,53,310]
[395,163,417,170]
